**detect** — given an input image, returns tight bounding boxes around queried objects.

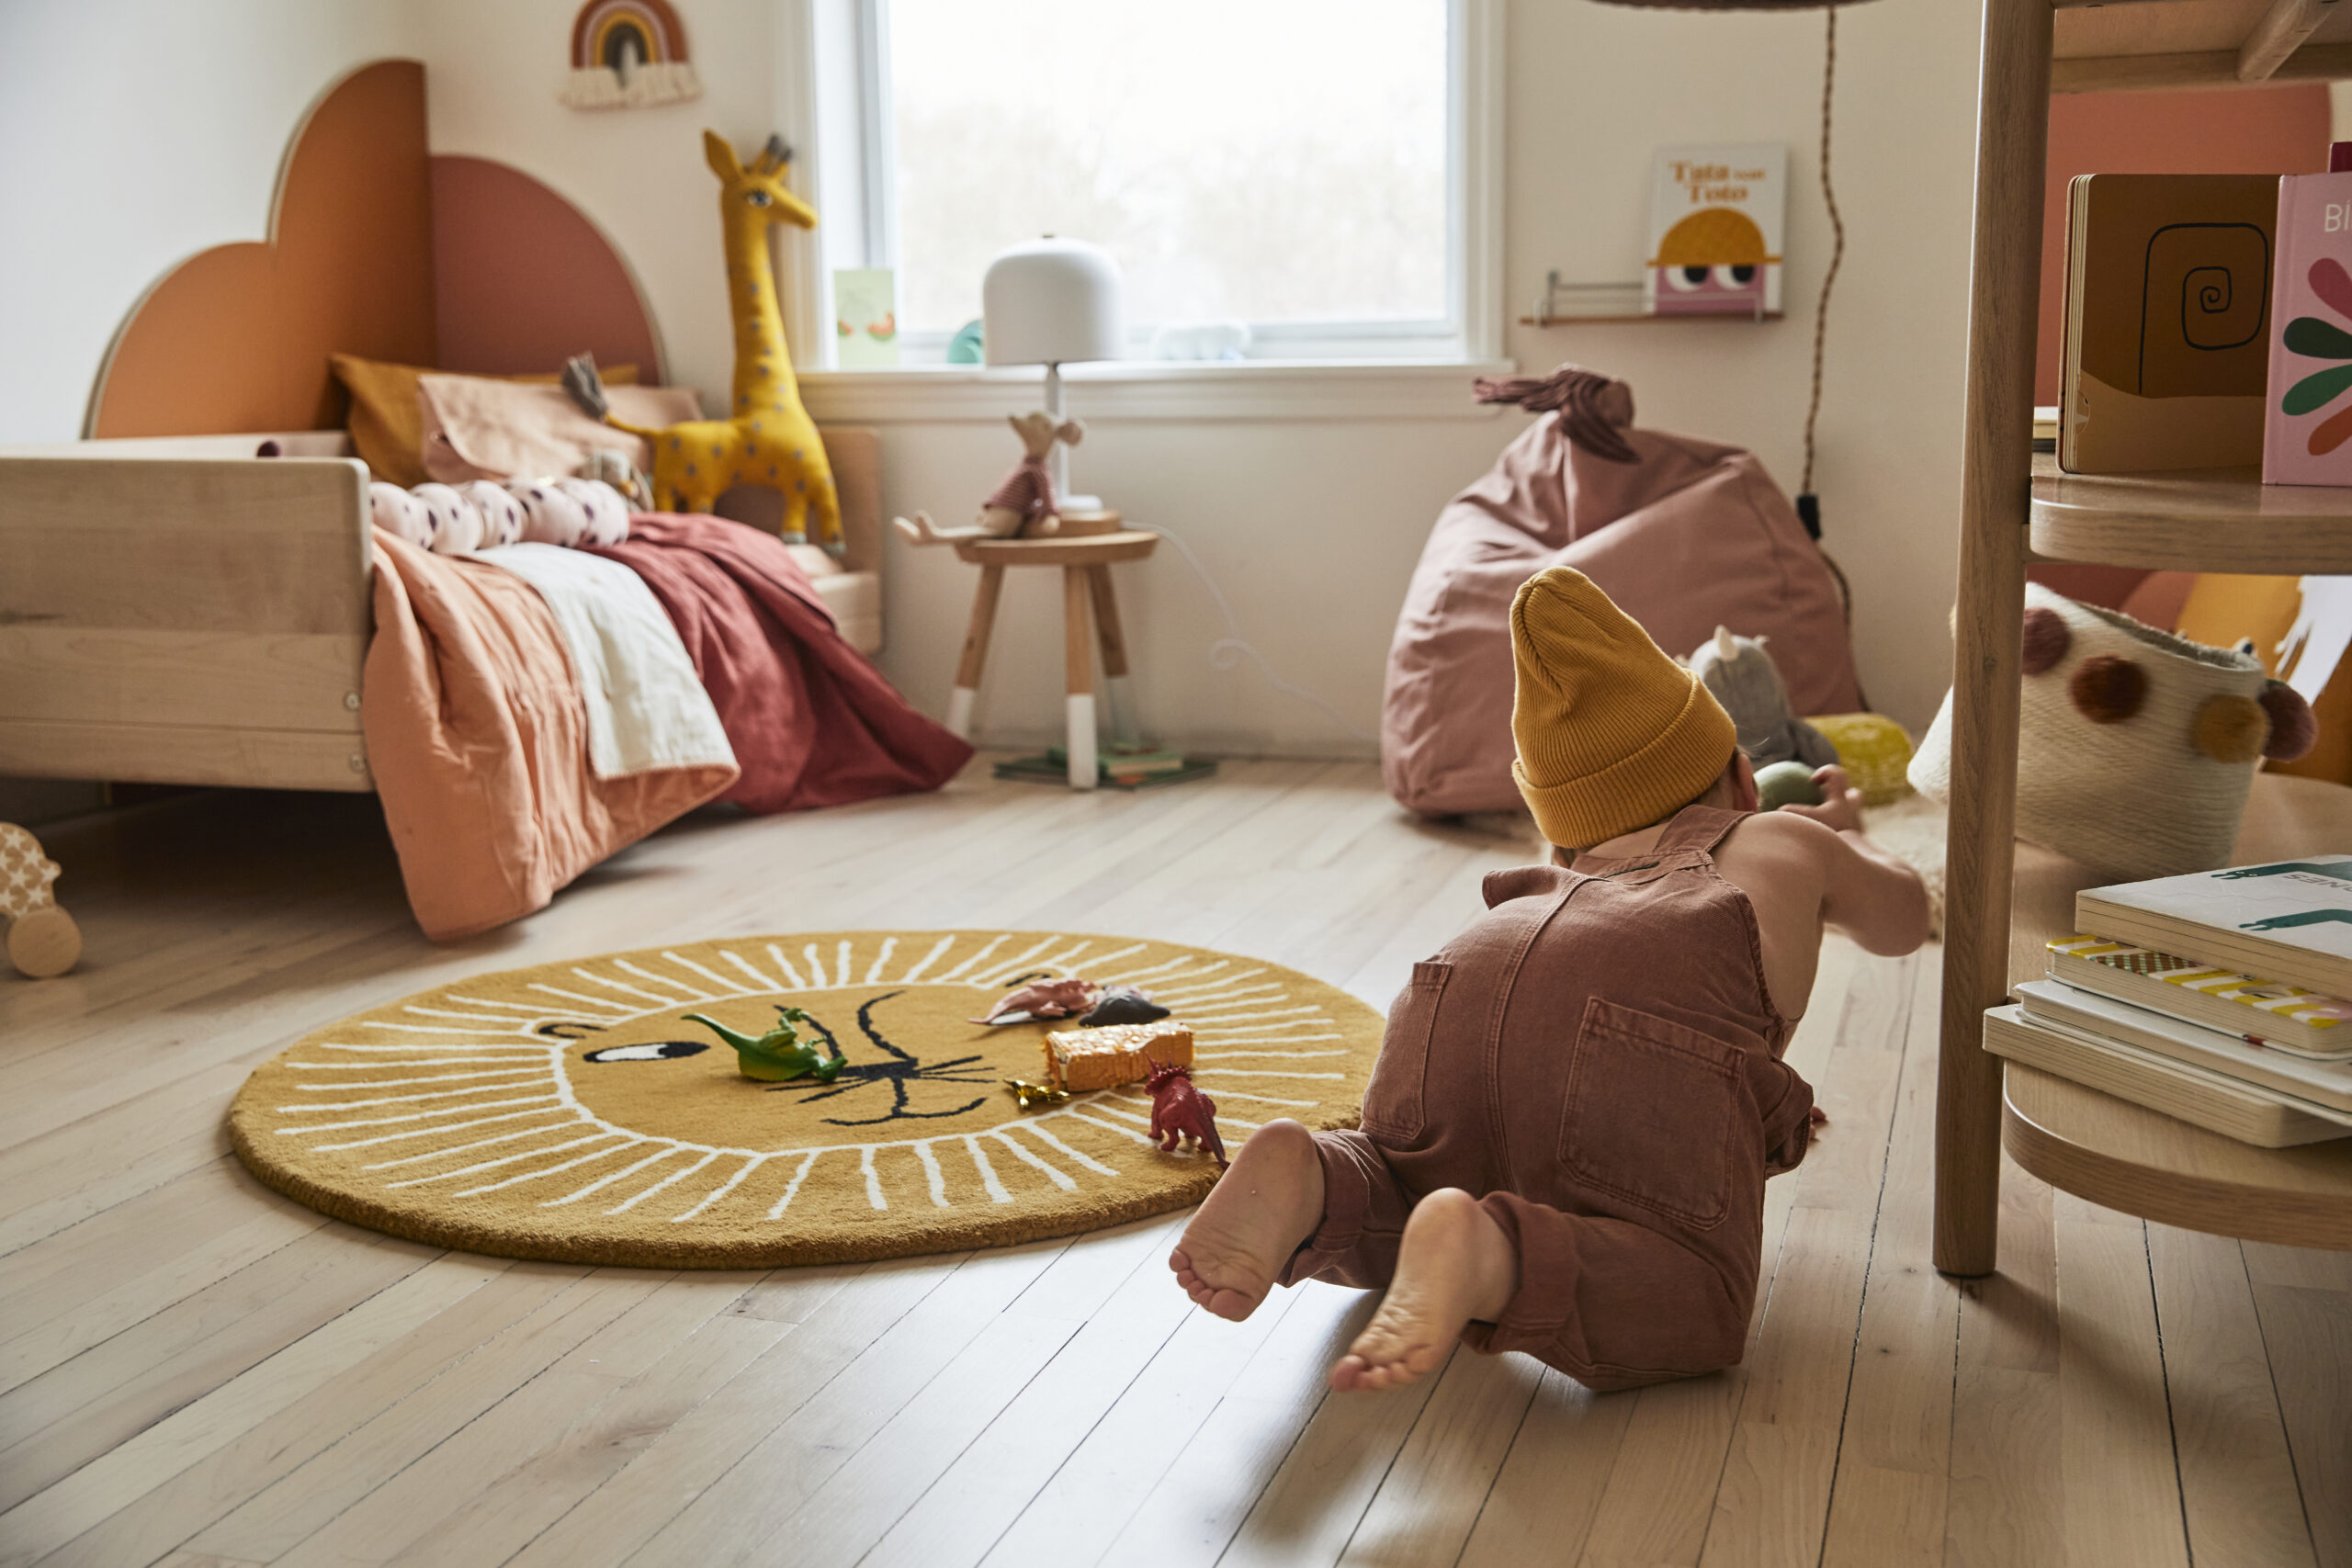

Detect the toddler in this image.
[1171,567,1929,1392]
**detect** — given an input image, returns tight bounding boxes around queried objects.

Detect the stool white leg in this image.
[949,564,1005,742]
[1064,566,1098,790]
[1066,695,1098,790]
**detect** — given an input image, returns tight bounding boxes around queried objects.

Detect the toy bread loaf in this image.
[1043,1021,1193,1091]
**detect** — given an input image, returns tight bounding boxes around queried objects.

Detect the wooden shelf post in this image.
[1936,0,2053,1279]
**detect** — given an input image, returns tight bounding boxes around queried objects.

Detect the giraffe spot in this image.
[794,448,803,460]
[713,445,725,457]
[797,479,806,491]
[671,437,682,449]
[687,464,698,475]
[768,466,778,478]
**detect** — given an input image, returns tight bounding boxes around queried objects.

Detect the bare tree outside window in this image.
[888,0,1450,340]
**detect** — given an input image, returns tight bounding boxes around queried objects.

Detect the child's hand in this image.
[1779,764,1864,834]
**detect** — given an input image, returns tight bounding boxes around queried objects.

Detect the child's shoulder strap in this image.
[1654,804,1750,856]
[1481,863,1579,909]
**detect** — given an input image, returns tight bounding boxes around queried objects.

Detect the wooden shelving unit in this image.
[1937,0,2352,1274]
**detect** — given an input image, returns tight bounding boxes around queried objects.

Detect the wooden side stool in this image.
[944,530,1158,790]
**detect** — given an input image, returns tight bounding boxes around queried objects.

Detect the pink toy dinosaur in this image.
[1144,1056,1226,1167]
[971,976,1098,1025]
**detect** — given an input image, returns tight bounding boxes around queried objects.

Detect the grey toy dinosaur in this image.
[1686,626,1840,772]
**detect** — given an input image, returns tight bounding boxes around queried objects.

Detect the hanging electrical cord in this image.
[1794,1,1843,542]
[1149,523,1378,745]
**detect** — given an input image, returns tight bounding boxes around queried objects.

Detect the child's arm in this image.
[1777,766,1932,957]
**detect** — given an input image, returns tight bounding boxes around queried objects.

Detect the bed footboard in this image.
[0,455,376,792]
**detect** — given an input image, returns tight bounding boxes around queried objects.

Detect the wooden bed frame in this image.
[0,426,884,795]
[1,57,885,799]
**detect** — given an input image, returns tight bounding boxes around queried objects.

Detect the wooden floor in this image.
[2,761,2346,1568]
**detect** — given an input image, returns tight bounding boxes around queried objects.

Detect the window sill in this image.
[796,358,1519,423]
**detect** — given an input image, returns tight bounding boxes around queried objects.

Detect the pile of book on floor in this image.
[1984,855,2352,1147]
[993,741,1217,790]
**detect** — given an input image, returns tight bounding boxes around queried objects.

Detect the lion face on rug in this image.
[228,931,1386,1269]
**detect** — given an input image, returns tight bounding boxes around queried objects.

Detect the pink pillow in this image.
[418,375,701,484]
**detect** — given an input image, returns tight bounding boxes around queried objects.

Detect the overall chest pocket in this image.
[1558,998,1747,1230]
[1359,961,1450,1143]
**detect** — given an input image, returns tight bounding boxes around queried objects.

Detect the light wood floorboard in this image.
[1,766,2342,1567]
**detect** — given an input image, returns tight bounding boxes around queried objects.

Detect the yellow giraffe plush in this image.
[570,131,841,548]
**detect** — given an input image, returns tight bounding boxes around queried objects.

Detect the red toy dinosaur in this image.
[1144,1056,1226,1167]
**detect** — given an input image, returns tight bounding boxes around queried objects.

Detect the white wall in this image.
[2,0,1984,779]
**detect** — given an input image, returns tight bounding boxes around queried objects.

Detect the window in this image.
[804,0,1500,367]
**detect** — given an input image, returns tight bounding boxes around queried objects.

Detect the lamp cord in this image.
[1149,523,1378,745]
[1798,3,1842,506]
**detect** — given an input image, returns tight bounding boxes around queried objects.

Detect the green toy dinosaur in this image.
[683,1007,848,1083]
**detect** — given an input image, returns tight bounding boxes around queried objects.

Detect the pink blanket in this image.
[589,513,973,812]
[363,532,739,941]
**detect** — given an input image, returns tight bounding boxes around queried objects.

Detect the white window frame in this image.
[774,0,1504,381]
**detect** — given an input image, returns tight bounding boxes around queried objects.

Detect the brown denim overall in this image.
[1282,806,1817,1391]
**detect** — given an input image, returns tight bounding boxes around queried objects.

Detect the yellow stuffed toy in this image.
[565,131,840,549]
[1808,711,1916,807]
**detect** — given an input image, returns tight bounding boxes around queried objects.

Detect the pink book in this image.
[2263,169,2352,485]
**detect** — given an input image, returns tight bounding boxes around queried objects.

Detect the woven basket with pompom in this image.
[1909,584,2314,881]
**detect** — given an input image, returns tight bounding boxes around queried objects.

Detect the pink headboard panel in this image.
[430,155,666,384]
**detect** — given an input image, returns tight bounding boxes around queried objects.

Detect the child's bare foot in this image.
[1329,1188,1516,1393]
[1169,1119,1324,1321]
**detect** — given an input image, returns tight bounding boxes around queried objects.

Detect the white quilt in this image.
[479,543,737,779]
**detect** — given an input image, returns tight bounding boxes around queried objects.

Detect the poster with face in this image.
[1645,144,1785,318]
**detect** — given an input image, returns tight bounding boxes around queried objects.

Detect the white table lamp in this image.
[983,237,1124,505]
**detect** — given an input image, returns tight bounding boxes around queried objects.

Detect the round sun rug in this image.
[229,930,1386,1269]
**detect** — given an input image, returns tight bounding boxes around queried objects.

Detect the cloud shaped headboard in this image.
[89,59,665,439]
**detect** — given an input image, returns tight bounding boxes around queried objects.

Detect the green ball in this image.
[1754,760,1824,811]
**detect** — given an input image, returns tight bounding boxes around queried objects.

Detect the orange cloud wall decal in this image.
[88,61,437,438]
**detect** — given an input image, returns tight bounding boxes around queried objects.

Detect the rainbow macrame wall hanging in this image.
[561,0,702,111]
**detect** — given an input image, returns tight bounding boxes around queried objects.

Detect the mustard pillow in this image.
[2173,573,2351,788]
[330,354,639,487]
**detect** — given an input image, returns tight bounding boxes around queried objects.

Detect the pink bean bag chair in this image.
[1383,365,1862,817]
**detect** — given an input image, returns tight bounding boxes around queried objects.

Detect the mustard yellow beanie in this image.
[1510,567,1739,848]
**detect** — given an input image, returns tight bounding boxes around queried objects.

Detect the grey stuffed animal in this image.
[1688,626,1840,772]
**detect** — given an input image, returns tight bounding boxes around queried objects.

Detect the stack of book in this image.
[1983,856,2352,1147]
[994,742,1217,790]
